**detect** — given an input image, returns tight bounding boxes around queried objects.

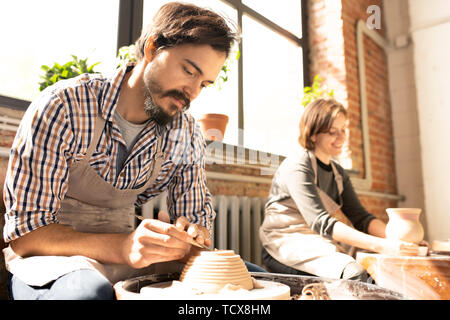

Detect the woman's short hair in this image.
[135,2,239,61]
[298,98,347,150]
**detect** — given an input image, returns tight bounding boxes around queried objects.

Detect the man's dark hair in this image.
[135,2,239,60]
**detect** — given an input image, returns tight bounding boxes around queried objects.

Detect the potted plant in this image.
[116,44,137,68]
[39,55,100,91]
[197,50,240,142]
[197,113,229,141]
[301,74,334,107]
[38,45,138,92]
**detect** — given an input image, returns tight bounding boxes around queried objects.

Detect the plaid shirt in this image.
[3,65,215,242]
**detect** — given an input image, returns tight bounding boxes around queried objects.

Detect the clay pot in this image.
[179,250,253,294]
[385,208,424,243]
[197,113,229,141]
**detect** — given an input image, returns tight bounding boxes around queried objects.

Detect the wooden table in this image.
[356,252,450,300]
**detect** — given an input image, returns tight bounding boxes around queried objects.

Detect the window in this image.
[1,0,308,157]
[142,0,240,146]
[242,0,303,38]
[242,14,304,155]
[143,0,308,156]
[0,0,120,102]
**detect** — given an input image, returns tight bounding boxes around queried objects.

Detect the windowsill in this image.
[205,140,284,176]
[0,102,362,182]
[205,139,361,177]
[0,95,30,111]
[204,141,404,200]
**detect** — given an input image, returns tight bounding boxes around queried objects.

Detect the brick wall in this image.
[308,0,398,218]
[205,163,271,198]
[0,112,18,299]
[1,108,22,247]
[0,106,24,299]
[0,157,7,299]
[0,159,7,299]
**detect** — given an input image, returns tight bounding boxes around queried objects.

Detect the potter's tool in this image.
[135,214,211,250]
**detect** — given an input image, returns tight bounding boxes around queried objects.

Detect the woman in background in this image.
[259,98,420,281]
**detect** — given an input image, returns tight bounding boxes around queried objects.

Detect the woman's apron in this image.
[259,151,355,279]
[3,116,184,287]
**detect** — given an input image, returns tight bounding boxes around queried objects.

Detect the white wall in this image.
[408,0,450,241]
[383,0,427,236]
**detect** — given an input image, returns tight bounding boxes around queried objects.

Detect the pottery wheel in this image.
[140,250,290,300]
[139,279,290,300]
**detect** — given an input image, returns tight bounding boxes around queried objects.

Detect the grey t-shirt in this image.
[266,148,375,238]
[113,110,148,174]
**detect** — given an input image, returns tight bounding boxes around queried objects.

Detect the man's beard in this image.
[144,92,173,126]
[143,78,191,126]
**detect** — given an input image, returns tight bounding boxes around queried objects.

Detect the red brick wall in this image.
[308,0,397,217]
[359,196,396,223]
[205,163,271,198]
[0,158,7,248]
[0,126,15,299]
[0,129,16,250]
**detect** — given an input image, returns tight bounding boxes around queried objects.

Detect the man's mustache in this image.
[162,90,191,110]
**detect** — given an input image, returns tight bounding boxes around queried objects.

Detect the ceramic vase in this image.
[385,208,424,243]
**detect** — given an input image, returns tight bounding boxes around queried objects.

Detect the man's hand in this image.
[158,211,211,263]
[122,211,211,268]
[157,211,211,248]
[121,217,194,269]
[174,216,211,248]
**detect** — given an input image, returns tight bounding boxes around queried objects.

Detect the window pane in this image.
[0,0,120,102]
[242,0,302,38]
[243,15,303,156]
[143,0,239,145]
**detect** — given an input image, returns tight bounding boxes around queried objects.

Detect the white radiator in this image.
[140,193,267,266]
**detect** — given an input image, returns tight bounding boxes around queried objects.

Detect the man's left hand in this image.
[157,211,211,248]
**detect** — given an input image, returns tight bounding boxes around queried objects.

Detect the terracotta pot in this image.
[385,208,424,243]
[197,113,229,141]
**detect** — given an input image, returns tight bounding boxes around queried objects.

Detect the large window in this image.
[0,0,120,102]
[242,14,304,155]
[142,0,241,146]
[1,0,308,156]
[242,0,303,38]
[143,0,307,156]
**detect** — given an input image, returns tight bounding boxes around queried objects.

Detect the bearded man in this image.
[3,2,264,300]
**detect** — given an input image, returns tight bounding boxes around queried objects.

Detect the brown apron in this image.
[4,116,184,286]
[259,151,355,279]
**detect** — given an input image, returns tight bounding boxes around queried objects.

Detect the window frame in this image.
[0,0,143,111]
[222,0,310,146]
[1,0,310,150]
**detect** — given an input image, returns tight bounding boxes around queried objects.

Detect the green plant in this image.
[214,49,240,90]
[116,44,137,68]
[39,55,100,91]
[301,75,334,107]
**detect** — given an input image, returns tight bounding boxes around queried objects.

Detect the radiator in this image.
[140,193,267,266]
